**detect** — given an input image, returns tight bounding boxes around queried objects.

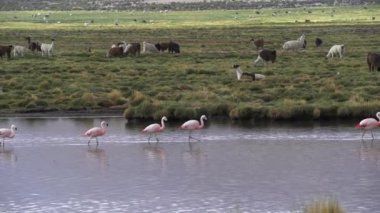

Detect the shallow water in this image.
[0,117,379,212]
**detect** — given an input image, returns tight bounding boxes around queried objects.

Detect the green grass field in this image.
[0,6,379,120]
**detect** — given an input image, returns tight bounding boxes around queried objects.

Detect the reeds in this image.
[304,199,345,213]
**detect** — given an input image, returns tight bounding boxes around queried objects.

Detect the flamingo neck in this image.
[199,117,205,128]
[160,118,166,130]
[376,112,380,121]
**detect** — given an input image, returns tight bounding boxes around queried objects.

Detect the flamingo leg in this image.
[362,130,366,138]
[190,136,200,141]
[370,130,374,139]
[155,133,159,143]
[96,137,99,146]
[148,134,152,144]
[188,130,200,142]
[88,138,92,145]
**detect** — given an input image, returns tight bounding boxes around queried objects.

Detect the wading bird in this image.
[0,124,17,146]
[142,116,167,143]
[84,121,108,146]
[355,112,380,139]
[180,115,207,142]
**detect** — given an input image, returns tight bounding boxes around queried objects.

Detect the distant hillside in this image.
[0,0,371,10]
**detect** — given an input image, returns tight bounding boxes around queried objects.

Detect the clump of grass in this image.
[129,90,149,106]
[107,89,126,105]
[229,104,267,120]
[304,199,345,213]
[267,99,314,120]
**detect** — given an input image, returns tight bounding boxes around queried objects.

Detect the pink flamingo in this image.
[0,124,17,146]
[180,115,207,142]
[142,116,167,143]
[355,112,380,139]
[84,121,108,146]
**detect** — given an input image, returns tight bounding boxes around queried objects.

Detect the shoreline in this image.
[0,108,362,124]
[0,109,125,119]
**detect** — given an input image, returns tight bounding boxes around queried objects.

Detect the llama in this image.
[283,34,306,51]
[25,36,41,53]
[142,41,159,54]
[250,38,264,50]
[253,49,276,65]
[326,44,345,59]
[232,64,265,81]
[12,45,29,57]
[41,39,55,57]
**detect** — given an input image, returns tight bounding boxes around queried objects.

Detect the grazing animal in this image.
[12,45,29,57]
[367,52,380,71]
[326,44,345,59]
[250,38,264,50]
[84,121,108,146]
[233,64,265,81]
[25,36,41,52]
[0,124,17,146]
[253,49,276,65]
[168,41,180,53]
[142,116,168,143]
[107,46,124,57]
[40,39,55,57]
[141,41,159,54]
[0,45,13,60]
[124,43,141,56]
[156,42,169,52]
[111,41,127,49]
[355,112,380,139]
[180,115,207,142]
[315,38,323,47]
[282,34,306,51]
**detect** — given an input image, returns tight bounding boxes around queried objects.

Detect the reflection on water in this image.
[143,143,167,161]
[359,139,380,163]
[143,143,167,174]
[0,146,17,166]
[86,146,108,168]
[182,142,207,169]
[0,117,379,212]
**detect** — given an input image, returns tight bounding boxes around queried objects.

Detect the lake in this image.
[0,116,379,212]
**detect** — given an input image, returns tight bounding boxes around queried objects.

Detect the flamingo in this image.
[180,115,207,142]
[142,116,168,143]
[84,121,108,146]
[355,112,380,139]
[0,125,17,146]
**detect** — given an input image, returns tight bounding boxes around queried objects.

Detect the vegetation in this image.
[0,6,379,120]
[304,199,345,213]
[0,0,365,11]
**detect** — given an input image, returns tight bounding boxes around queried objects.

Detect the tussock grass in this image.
[304,199,345,213]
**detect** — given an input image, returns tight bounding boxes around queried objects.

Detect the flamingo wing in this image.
[85,127,104,137]
[0,128,11,137]
[142,123,161,133]
[356,118,378,129]
[180,120,200,130]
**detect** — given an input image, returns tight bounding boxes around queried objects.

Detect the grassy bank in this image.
[0,6,379,120]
